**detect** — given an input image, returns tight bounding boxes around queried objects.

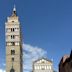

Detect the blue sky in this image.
[0,0,72,72]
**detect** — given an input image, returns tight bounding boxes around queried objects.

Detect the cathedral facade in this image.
[32,58,53,72]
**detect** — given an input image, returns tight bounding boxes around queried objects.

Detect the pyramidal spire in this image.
[12,4,17,16]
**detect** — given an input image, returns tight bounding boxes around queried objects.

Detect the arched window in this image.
[10,68,15,72]
[11,35,15,39]
[12,57,14,62]
[11,50,15,55]
[11,42,15,46]
[13,28,14,32]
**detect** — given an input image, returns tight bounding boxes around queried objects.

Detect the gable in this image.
[34,58,52,65]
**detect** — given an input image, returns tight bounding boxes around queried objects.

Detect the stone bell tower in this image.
[5,5,23,72]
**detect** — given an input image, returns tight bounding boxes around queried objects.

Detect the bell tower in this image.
[5,5,23,72]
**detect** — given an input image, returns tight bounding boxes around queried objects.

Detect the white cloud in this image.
[0,69,5,72]
[23,43,47,72]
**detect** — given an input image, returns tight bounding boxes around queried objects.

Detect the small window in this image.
[12,57,14,62]
[11,28,12,32]
[11,42,15,46]
[15,28,19,31]
[11,50,15,55]
[13,28,14,32]
[11,35,12,39]
[11,35,15,39]
[12,21,14,22]
[11,28,15,32]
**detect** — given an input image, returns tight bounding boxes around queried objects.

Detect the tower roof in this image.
[12,5,17,17]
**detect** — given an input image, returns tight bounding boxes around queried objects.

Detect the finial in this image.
[12,4,17,16]
[13,4,16,11]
